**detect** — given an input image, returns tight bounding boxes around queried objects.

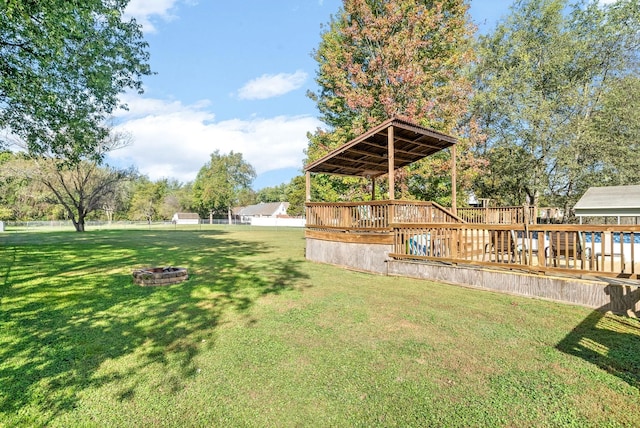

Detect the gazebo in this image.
[304,116,458,209]
[303,117,461,274]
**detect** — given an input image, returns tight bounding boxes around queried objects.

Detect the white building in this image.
[236,202,289,223]
[171,212,200,225]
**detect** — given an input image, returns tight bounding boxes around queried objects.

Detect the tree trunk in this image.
[228,207,232,225]
[72,216,85,232]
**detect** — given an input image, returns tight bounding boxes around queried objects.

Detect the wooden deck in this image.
[305,201,640,282]
[389,223,640,281]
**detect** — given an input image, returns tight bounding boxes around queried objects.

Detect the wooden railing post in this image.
[388,125,395,201]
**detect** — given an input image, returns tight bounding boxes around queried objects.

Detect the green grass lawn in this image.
[1,225,639,427]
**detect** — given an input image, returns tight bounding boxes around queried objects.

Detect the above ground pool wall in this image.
[387,259,639,315]
[305,236,639,315]
[305,235,392,275]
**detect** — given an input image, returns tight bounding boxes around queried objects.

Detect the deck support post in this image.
[305,171,311,202]
[371,176,376,201]
[451,144,457,215]
[388,125,395,201]
[388,125,395,222]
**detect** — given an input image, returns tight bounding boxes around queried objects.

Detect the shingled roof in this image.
[238,202,289,217]
[574,185,640,217]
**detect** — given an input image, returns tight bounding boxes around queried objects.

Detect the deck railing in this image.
[305,200,464,232]
[456,206,538,224]
[391,223,640,280]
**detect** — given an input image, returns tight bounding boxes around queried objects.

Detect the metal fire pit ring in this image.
[132,266,188,286]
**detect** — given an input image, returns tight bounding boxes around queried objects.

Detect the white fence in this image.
[250,217,306,227]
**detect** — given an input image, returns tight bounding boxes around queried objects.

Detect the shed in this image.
[574,185,640,224]
[172,212,200,225]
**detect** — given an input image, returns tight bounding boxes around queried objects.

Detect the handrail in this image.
[305,200,464,232]
[390,222,640,281]
[429,201,466,224]
[456,205,537,224]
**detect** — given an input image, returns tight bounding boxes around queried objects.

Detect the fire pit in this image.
[133,267,188,286]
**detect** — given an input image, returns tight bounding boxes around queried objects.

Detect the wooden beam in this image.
[371,176,376,201]
[451,144,457,215]
[388,125,395,200]
[306,171,311,202]
[333,155,388,169]
[358,140,432,161]
[388,119,458,145]
[378,131,447,150]
[341,147,388,159]
[316,161,365,174]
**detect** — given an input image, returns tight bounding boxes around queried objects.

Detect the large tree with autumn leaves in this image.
[306,0,482,204]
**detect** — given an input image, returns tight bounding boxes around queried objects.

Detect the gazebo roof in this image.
[304,117,457,178]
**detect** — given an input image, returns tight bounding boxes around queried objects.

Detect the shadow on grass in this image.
[556,290,640,390]
[0,229,309,422]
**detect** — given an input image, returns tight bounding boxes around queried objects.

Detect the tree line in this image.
[0,148,306,229]
[307,0,640,215]
[1,0,639,231]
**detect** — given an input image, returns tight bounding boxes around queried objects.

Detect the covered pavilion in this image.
[303,116,458,211]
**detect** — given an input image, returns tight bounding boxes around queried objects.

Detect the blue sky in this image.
[110,0,515,189]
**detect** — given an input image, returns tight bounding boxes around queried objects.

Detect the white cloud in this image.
[124,0,182,33]
[237,70,308,100]
[108,95,322,184]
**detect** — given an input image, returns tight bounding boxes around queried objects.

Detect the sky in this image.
[108,0,516,190]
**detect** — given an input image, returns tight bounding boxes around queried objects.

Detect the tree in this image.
[0,151,51,220]
[472,0,640,209]
[578,76,640,187]
[307,0,481,203]
[0,0,151,161]
[127,177,165,223]
[256,184,288,203]
[125,177,195,222]
[100,177,133,223]
[284,175,308,217]
[255,176,309,216]
[192,151,256,224]
[236,187,257,207]
[40,161,134,231]
[2,130,135,231]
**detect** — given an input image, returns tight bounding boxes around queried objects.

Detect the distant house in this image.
[574,185,640,224]
[171,212,200,225]
[236,202,289,224]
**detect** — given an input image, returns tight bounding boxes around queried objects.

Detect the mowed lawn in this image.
[0,226,639,427]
